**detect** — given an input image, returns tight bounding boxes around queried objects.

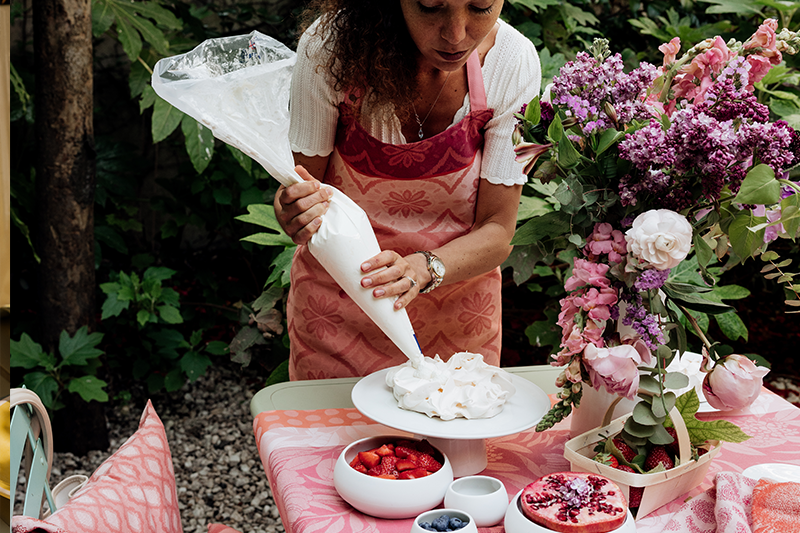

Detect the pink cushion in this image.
[12,400,183,533]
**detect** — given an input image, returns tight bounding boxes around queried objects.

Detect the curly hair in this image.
[298,0,420,120]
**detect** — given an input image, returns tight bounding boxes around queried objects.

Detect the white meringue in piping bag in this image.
[385,352,516,420]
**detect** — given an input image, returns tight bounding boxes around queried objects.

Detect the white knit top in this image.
[288,18,541,186]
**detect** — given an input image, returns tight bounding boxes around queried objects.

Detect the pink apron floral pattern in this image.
[288,51,501,380]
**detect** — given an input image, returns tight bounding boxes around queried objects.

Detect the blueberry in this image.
[418,522,435,532]
[432,516,449,531]
[448,517,463,529]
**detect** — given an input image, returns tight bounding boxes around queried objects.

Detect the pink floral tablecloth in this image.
[253,389,800,533]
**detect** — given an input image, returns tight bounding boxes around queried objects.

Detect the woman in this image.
[276,0,541,380]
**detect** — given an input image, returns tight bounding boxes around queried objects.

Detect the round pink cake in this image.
[520,472,628,533]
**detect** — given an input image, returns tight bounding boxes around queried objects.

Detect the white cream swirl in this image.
[385,352,516,420]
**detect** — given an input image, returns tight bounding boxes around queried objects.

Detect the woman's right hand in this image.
[274,165,334,245]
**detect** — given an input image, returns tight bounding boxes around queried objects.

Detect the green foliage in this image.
[10,327,108,411]
[91,0,182,60]
[100,267,183,327]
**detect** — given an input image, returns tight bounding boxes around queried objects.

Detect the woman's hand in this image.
[360,251,429,310]
[274,165,334,245]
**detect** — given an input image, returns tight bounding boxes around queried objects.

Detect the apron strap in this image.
[466,50,487,112]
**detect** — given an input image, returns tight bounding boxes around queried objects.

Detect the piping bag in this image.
[152,31,424,365]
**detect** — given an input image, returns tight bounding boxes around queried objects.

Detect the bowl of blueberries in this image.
[411,509,477,533]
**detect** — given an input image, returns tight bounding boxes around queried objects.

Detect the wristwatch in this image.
[415,251,445,293]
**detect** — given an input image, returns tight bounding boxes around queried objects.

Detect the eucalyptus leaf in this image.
[632,402,661,426]
[648,423,676,446]
[624,417,656,438]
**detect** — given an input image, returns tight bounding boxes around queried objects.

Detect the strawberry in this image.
[416,440,437,457]
[665,427,679,457]
[395,459,417,472]
[612,438,637,463]
[398,467,430,479]
[415,452,442,473]
[395,446,416,459]
[367,455,399,477]
[358,451,381,469]
[644,445,674,471]
[374,444,394,457]
[593,452,619,468]
[615,465,643,508]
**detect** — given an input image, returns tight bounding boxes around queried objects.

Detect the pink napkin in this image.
[752,478,800,532]
[663,472,758,532]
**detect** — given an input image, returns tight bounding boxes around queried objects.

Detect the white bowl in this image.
[444,475,508,527]
[333,435,454,519]
[411,509,478,533]
[504,490,636,533]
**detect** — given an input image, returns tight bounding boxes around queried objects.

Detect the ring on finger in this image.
[404,276,418,290]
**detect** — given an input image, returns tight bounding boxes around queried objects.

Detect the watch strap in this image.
[415,250,444,294]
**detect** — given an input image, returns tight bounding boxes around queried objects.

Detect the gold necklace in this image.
[411,71,452,140]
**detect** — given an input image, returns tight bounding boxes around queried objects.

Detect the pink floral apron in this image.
[288,51,502,380]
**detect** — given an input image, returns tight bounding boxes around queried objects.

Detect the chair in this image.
[9,388,57,520]
[8,389,88,523]
[250,364,561,415]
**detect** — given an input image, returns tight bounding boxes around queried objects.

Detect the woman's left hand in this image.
[360,251,427,310]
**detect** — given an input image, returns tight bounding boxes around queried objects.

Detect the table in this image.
[252,388,800,533]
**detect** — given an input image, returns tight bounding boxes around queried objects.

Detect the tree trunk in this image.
[33,0,108,452]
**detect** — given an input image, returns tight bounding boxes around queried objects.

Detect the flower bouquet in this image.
[511,20,799,488]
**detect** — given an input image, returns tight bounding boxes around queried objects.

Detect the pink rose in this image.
[702,354,770,411]
[583,343,649,399]
[659,37,681,66]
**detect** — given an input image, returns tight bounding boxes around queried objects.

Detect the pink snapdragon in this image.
[659,37,681,66]
[573,287,618,321]
[673,36,733,104]
[586,223,628,264]
[583,340,653,399]
[744,19,782,65]
[564,258,611,291]
[702,354,770,411]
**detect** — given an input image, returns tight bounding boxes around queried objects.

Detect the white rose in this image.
[625,209,692,270]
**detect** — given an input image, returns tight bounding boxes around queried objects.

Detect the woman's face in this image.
[400,0,504,72]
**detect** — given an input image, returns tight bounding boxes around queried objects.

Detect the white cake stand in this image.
[351,368,551,477]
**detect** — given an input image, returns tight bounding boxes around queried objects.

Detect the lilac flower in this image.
[551,52,659,135]
[634,268,671,291]
[620,292,666,350]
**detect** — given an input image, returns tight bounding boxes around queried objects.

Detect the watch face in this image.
[431,258,446,277]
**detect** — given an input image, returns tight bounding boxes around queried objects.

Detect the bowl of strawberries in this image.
[333,435,454,518]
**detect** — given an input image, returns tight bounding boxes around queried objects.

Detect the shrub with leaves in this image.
[11,327,108,411]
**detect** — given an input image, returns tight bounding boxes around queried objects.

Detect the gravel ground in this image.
[45,363,285,533]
